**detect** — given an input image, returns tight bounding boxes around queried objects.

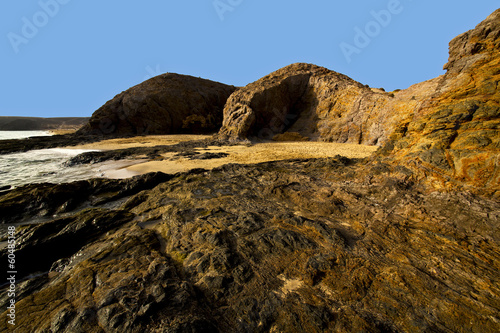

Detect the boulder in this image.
[78,73,236,137]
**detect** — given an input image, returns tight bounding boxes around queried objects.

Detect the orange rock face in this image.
[217,62,436,146]
[387,9,500,195]
[218,9,500,196]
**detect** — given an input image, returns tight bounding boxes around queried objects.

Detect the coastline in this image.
[0,130,51,140]
[65,135,379,176]
[66,134,213,151]
[1,8,499,330]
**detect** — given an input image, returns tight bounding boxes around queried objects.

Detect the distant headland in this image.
[0,116,88,132]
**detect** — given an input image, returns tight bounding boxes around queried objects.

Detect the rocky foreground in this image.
[0,157,499,332]
[0,9,499,333]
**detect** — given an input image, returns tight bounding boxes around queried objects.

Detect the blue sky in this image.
[1,1,498,117]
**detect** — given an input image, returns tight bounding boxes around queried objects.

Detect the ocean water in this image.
[0,131,111,189]
[0,148,108,188]
[0,130,51,140]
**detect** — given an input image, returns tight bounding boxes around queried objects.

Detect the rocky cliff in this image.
[385,8,500,196]
[78,74,236,137]
[217,63,436,146]
[218,9,500,196]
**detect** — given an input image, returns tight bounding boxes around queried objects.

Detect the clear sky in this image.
[1,1,498,117]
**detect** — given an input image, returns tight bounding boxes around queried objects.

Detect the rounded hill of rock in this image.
[217,63,437,146]
[78,74,236,137]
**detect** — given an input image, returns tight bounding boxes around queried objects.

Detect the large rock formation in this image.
[385,9,500,196]
[218,9,500,196]
[217,64,437,145]
[78,74,236,137]
[1,158,499,332]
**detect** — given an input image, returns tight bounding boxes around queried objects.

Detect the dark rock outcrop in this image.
[0,172,172,223]
[1,157,499,332]
[78,74,237,137]
[62,137,226,167]
[1,208,135,279]
[0,134,95,155]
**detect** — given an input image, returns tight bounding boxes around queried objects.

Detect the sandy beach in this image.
[70,134,213,150]
[70,135,379,177]
[126,142,379,175]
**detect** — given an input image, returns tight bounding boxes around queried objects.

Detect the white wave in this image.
[0,131,51,140]
[46,148,101,155]
[0,148,103,188]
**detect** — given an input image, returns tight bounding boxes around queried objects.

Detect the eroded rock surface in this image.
[217,63,435,146]
[1,158,499,332]
[78,74,237,137]
[218,9,500,196]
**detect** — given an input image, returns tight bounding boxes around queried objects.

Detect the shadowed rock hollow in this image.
[78,74,237,137]
[217,64,437,145]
